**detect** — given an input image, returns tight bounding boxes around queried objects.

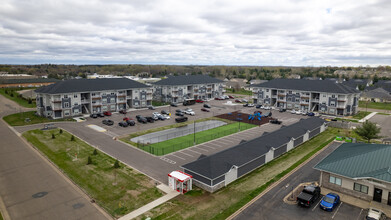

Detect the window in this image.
[64,102,70,108]
[330,101,335,106]
[329,176,342,186]
[64,95,68,98]
[287,98,292,102]
[110,98,115,103]
[288,91,292,94]
[73,108,79,114]
[110,105,116,110]
[74,94,77,98]
[64,110,70,116]
[332,95,336,98]
[295,98,300,102]
[111,92,115,95]
[354,183,368,194]
[92,93,96,97]
[74,102,78,106]
[323,94,326,97]
[266,89,269,92]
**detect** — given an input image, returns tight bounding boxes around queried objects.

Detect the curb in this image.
[226,140,337,220]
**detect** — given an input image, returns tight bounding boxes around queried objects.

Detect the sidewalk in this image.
[118,184,180,220]
[359,112,377,122]
[321,187,391,217]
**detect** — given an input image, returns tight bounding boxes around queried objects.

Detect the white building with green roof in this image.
[315,143,391,206]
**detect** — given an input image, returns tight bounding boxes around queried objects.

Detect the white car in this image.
[264,106,271,110]
[162,114,170,120]
[290,109,296,114]
[247,103,255,107]
[301,111,308,115]
[185,110,195,116]
[366,208,386,220]
[185,108,193,112]
[295,110,302,115]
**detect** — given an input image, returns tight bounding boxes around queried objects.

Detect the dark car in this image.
[161,110,169,115]
[279,108,286,112]
[170,103,178,107]
[148,106,155,110]
[203,104,211,108]
[235,99,241,103]
[126,120,136,126]
[319,193,340,211]
[297,185,321,207]
[119,109,127,114]
[175,112,184,116]
[118,121,129,127]
[201,108,210,112]
[256,104,262,109]
[214,97,222,100]
[270,119,282,124]
[136,116,147,123]
[195,99,204,103]
[102,119,114,126]
[243,103,248,107]
[90,113,98,118]
[145,116,155,123]
[103,111,112,116]
[175,116,188,123]
[307,112,315,116]
[123,117,130,121]
[97,112,105,117]
[176,109,184,113]
[228,95,234,99]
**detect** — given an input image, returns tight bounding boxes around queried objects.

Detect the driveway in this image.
[0,95,109,220]
[231,141,369,220]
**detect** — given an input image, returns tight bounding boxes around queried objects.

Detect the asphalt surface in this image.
[232,141,370,220]
[369,114,391,138]
[0,95,109,220]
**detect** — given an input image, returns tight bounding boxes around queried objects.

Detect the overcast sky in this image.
[1,0,391,66]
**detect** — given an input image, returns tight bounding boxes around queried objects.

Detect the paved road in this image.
[369,114,391,138]
[232,141,366,220]
[0,95,109,220]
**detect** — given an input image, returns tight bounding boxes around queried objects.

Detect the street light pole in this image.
[193,121,196,145]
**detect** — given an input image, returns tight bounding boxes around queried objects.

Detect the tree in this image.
[113,159,120,168]
[354,121,381,143]
[87,156,92,165]
[51,134,55,139]
[93,149,98,155]
[59,129,63,134]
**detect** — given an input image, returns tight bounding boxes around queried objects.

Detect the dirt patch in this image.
[128,190,141,197]
[216,110,274,126]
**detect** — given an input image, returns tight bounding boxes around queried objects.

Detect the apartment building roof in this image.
[361,88,391,101]
[314,143,391,183]
[154,75,223,86]
[182,117,325,179]
[35,78,149,94]
[251,79,359,94]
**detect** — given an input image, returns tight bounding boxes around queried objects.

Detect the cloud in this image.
[0,0,390,66]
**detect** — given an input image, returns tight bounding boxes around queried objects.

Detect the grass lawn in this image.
[0,212,2,220]
[359,101,391,111]
[23,129,163,218]
[0,88,36,108]
[352,111,371,120]
[3,111,75,126]
[225,88,253,96]
[152,100,169,106]
[137,122,256,156]
[137,127,348,220]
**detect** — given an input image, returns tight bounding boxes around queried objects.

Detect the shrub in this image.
[28,98,32,104]
[93,149,98,155]
[87,156,92,165]
[59,129,63,134]
[51,133,55,139]
[10,93,14,97]
[71,135,75,141]
[114,159,120,168]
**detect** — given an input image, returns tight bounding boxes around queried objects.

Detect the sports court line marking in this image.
[186,148,202,154]
[169,154,186,160]
[332,202,343,219]
[177,151,194,157]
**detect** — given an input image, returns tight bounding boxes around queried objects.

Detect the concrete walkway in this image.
[321,187,391,217]
[359,111,377,122]
[118,184,179,220]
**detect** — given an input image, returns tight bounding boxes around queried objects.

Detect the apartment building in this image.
[153,75,225,103]
[251,79,360,116]
[35,78,152,119]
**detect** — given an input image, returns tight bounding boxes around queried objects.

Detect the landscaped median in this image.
[137,127,345,220]
[3,111,75,126]
[23,129,163,218]
[120,118,256,156]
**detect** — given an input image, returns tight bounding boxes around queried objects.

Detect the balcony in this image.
[312,98,320,102]
[92,96,102,100]
[117,94,126,97]
[92,102,102,106]
[277,93,286,97]
[52,98,61,103]
[81,99,90,103]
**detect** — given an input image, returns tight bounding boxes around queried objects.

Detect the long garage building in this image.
[182,117,327,192]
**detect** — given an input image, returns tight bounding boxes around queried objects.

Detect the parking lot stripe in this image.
[169,154,186,160]
[208,142,222,148]
[186,148,202,154]
[200,144,215,150]
[195,146,208,152]
[177,151,194,157]
[356,209,363,220]
[312,196,323,211]
[332,202,343,219]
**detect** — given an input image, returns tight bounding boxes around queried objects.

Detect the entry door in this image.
[373,188,383,203]
[388,192,391,206]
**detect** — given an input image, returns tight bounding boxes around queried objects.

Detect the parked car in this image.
[175,112,184,116]
[118,121,129,127]
[148,106,155,110]
[297,185,321,207]
[161,114,170,120]
[123,117,130,121]
[176,109,184,113]
[97,112,105,117]
[185,110,195,115]
[270,119,282,124]
[247,103,255,107]
[302,111,308,116]
[242,99,248,103]
[170,103,178,107]
[203,104,211,108]
[126,120,136,126]
[235,99,241,103]
[279,108,286,112]
[296,110,303,115]
[153,112,165,120]
[366,208,387,220]
[201,108,210,112]
[161,110,169,115]
[119,109,127,114]
[102,119,114,126]
[151,114,159,120]
[228,95,234,99]
[195,99,204,103]
[103,111,112,116]
[243,103,248,107]
[319,193,340,211]
[175,116,188,123]
[136,115,147,123]
[290,109,296,114]
[307,112,315,116]
[256,104,262,109]
[264,106,271,110]
[90,113,98,118]
[214,97,223,100]
[145,116,155,123]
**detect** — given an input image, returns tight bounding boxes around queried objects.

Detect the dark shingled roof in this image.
[154,75,223,86]
[35,78,149,94]
[251,79,359,94]
[362,88,391,101]
[182,117,325,179]
[342,79,371,89]
[0,78,60,84]
[314,143,391,183]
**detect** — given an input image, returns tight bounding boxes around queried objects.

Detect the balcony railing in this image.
[52,98,61,102]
